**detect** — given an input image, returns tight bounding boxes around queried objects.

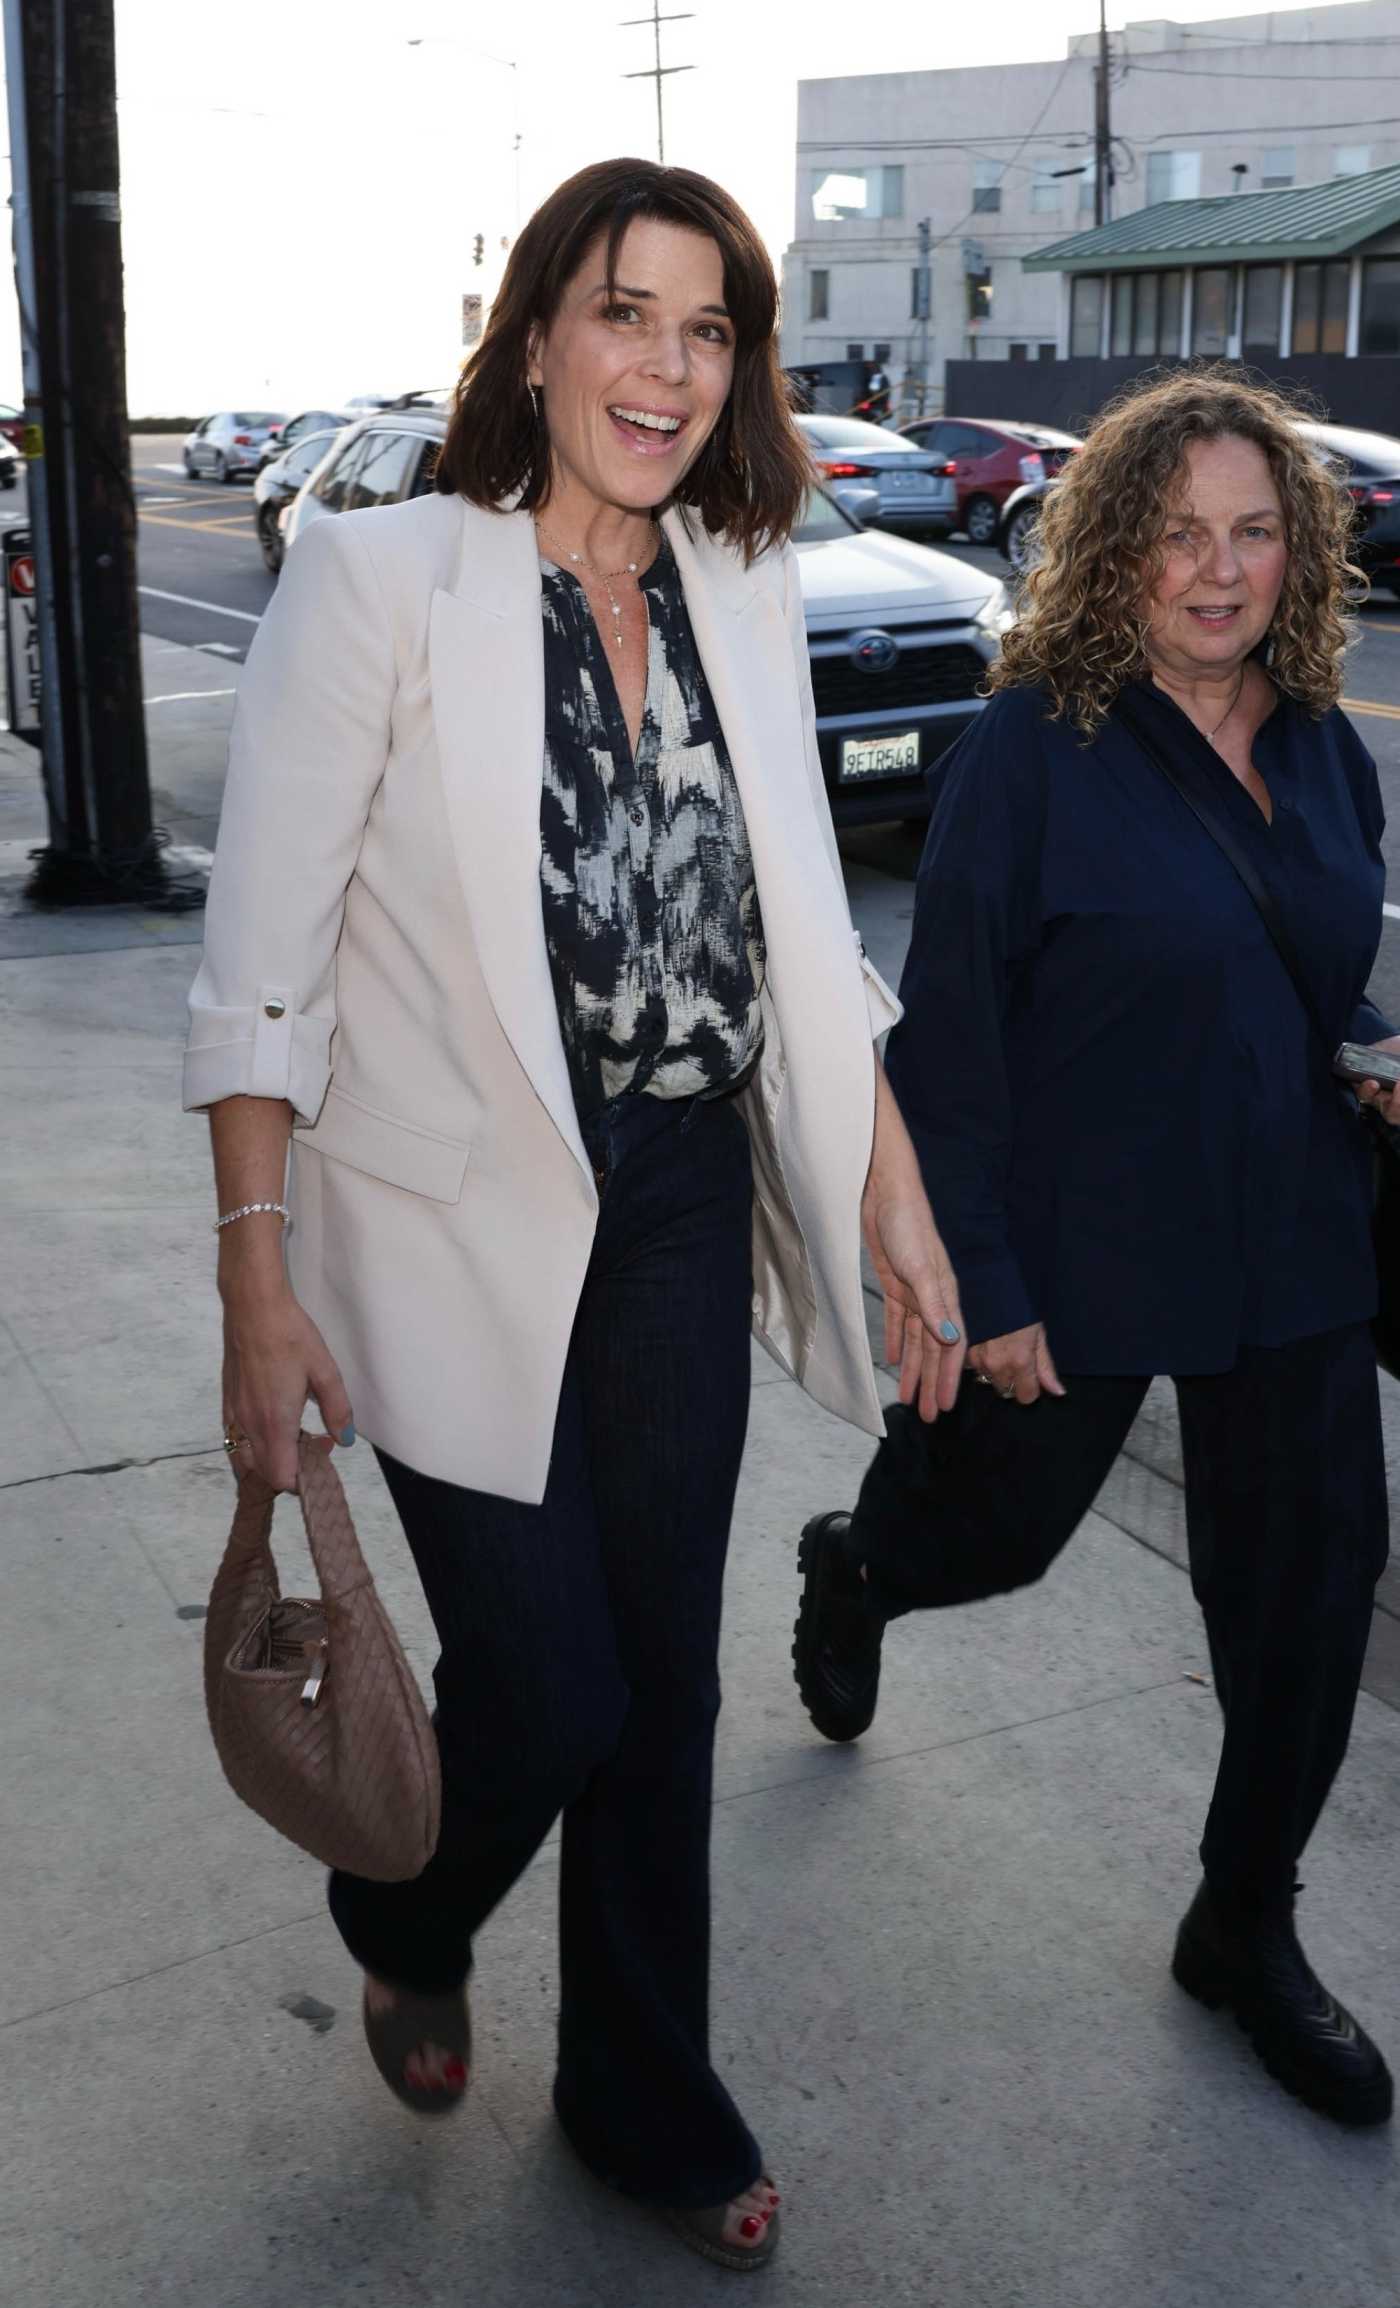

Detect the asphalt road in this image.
[115,430,1400,1019]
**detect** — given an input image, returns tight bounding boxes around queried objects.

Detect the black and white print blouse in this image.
[537,532,766,1120]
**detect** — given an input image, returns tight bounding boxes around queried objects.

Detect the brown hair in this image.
[989,365,1361,733]
[436,158,809,563]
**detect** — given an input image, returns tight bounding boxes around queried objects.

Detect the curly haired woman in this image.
[792,368,1398,2127]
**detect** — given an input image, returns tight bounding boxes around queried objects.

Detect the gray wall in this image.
[943,355,1400,435]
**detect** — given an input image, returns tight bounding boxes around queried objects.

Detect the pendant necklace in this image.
[1205,667,1246,748]
[537,522,656,650]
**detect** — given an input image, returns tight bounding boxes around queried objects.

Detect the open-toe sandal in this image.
[361,1982,471,2118]
[664,2182,781,2273]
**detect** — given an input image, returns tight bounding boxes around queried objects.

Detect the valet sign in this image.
[4,528,40,744]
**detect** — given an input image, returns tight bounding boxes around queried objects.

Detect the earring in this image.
[527,381,542,423]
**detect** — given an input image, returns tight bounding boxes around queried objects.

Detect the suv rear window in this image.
[234,412,281,427]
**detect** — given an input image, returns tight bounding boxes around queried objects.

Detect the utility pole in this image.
[913,217,932,415]
[1093,0,1113,227]
[3,0,173,907]
[621,1,694,165]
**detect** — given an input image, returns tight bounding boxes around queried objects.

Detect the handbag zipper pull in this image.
[300,1641,329,1708]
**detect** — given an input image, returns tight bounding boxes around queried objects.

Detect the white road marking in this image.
[139,495,191,508]
[137,584,260,623]
[199,641,243,658]
[152,462,189,475]
[146,688,237,704]
[1385,903,1400,921]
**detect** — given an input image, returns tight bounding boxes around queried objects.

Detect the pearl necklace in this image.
[537,521,657,650]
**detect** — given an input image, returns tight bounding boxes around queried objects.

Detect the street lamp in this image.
[405,36,522,231]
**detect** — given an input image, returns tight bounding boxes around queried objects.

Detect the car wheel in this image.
[213,451,231,485]
[257,505,284,575]
[964,495,999,546]
[1003,502,1042,572]
[183,452,197,478]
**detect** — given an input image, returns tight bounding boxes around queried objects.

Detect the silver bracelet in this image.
[213,1201,290,1234]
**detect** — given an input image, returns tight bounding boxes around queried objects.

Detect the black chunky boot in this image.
[792,1512,886,1743]
[1172,1879,1393,2127]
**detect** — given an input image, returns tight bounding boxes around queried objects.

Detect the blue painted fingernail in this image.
[939,1321,961,1344]
[339,1424,356,1447]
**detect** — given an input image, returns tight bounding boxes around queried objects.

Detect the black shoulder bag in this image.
[1113,682,1400,1380]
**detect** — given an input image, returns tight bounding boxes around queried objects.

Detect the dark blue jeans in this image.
[852,1322,1389,1910]
[328,1089,759,2207]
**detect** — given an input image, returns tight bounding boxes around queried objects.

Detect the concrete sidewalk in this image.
[2,658,1398,2308]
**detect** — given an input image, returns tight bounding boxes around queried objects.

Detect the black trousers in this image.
[852,1323,1389,1909]
[328,1089,759,2208]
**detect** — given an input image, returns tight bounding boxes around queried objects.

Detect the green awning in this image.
[1024,162,1400,274]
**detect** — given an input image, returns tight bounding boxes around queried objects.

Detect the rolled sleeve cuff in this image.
[855,934,902,1037]
[183,990,333,1124]
[955,1252,1038,1348]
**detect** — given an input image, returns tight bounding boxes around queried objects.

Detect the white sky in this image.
[4,0,1299,412]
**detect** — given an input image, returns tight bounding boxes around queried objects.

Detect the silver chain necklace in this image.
[536,522,657,650]
[1205,667,1246,746]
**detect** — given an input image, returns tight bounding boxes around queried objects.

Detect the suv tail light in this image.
[939,460,957,476]
[1352,483,1396,506]
[820,459,876,477]
[1018,452,1045,485]
[233,433,253,446]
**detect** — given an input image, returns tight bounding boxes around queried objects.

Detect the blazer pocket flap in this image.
[294,1086,470,1204]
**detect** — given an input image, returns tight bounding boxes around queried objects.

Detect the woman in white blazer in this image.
[187,159,965,2272]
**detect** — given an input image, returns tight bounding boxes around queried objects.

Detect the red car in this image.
[900,417,1080,546]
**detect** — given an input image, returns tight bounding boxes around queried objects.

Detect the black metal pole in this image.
[6,0,175,907]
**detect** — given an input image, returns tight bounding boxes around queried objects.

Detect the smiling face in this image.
[526,215,737,520]
[1142,433,1289,683]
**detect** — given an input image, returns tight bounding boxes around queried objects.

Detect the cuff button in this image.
[263,998,287,1020]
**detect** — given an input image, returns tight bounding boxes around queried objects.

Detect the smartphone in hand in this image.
[1334,1042,1400,1090]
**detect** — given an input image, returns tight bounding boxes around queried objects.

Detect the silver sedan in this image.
[795,414,956,538]
[182,410,286,485]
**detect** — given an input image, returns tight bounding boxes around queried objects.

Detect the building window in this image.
[1038,342,1057,360]
[1159,270,1184,355]
[1111,275,1134,356]
[874,342,892,361]
[1009,342,1029,361]
[967,268,994,322]
[1031,172,1061,214]
[910,266,929,321]
[1078,170,1095,214]
[973,159,1003,214]
[810,166,904,222]
[1146,150,1202,204]
[1191,267,1234,356]
[1261,147,1295,189]
[1242,266,1283,359]
[1362,259,1400,354]
[1334,147,1371,178]
[809,268,829,322]
[845,343,865,360]
[1070,275,1104,358]
[1292,260,1351,353]
[1132,272,1160,356]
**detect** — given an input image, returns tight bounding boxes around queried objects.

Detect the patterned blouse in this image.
[537,533,766,1120]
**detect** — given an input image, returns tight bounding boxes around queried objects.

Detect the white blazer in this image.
[185,491,900,1500]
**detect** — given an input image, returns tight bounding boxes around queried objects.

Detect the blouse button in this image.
[629,806,645,827]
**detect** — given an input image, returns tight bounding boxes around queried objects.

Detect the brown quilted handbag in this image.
[204,1434,441,1881]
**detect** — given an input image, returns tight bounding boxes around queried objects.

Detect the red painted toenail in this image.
[740,2216,762,2240]
[443,2058,467,2086]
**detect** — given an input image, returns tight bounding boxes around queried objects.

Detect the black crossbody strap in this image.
[1112,684,1334,1055]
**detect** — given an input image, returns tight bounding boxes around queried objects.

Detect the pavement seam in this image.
[0,1307,86,1461]
[0,1904,328,2033]
[713,1669,1200,1809]
[0,1441,217,1495]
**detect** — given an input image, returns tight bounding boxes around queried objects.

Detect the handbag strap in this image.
[1112,682,1334,1057]
[225,1434,372,1606]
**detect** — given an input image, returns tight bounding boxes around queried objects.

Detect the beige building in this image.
[781,0,1400,409]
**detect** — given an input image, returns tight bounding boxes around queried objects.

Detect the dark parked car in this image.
[256,407,352,473]
[794,414,956,538]
[1296,421,1400,593]
[253,427,343,573]
[280,404,1011,825]
[900,417,1080,545]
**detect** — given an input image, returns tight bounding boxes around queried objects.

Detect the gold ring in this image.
[222,1428,251,1454]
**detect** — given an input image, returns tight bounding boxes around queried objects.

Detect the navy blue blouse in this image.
[883,678,1393,1374]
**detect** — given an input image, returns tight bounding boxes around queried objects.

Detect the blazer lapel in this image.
[428,502,590,1184]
